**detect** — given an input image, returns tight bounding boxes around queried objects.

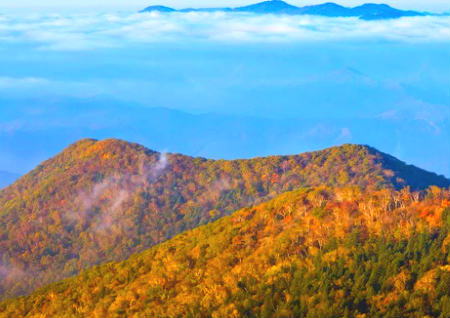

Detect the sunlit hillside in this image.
[1,186,449,317]
[1,138,448,298]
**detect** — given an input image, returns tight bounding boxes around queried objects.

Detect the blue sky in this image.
[0,7,449,180]
[0,0,449,12]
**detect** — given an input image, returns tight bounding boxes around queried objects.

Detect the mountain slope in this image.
[0,139,448,299]
[1,186,449,317]
[139,1,426,20]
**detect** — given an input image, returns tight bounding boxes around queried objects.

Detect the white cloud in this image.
[0,12,448,50]
[339,127,352,139]
[1,0,449,13]
[0,76,50,87]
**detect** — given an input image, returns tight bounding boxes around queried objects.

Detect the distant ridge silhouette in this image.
[140,0,428,20]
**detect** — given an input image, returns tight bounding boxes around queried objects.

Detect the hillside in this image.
[1,186,449,317]
[0,138,448,299]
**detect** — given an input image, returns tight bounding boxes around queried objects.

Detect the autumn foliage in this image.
[0,138,448,302]
[1,186,449,317]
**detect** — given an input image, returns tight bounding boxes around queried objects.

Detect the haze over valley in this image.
[0,1,449,317]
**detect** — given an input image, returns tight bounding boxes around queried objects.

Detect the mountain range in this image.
[140,0,429,20]
[2,97,449,179]
[0,138,448,299]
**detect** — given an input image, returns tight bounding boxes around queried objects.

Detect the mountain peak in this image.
[65,138,156,156]
[139,5,175,13]
[356,3,392,7]
[351,2,423,19]
[315,2,345,7]
[235,0,299,13]
[67,137,98,149]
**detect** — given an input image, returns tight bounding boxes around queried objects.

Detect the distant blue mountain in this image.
[298,3,354,17]
[2,94,449,177]
[140,0,426,20]
[351,3,424,20]
[234,0,300,14]
[139,5,176,13]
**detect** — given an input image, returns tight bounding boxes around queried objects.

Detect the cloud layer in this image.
[0,11,449,50]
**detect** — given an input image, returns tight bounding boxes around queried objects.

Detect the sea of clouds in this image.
[0,10,449,177]
[0,11,449,50]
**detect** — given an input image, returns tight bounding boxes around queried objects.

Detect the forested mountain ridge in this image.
[0,138,448,299]
[1,185,449,317]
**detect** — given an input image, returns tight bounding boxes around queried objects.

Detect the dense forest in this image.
[1,185,449,317]
[1,138,448,299]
